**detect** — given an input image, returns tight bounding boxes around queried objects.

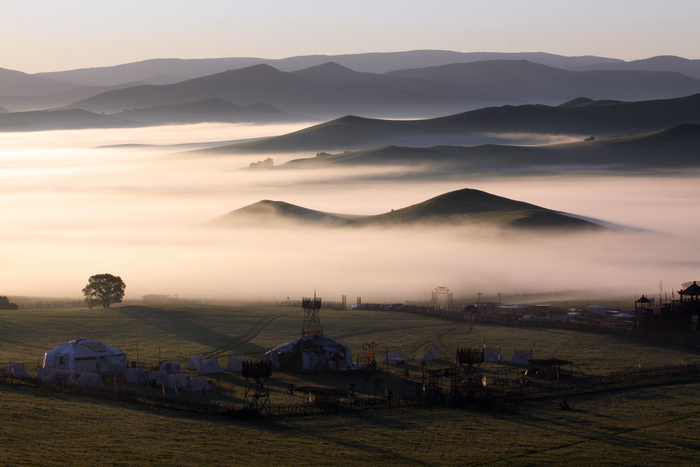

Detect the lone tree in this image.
[0,296,19,310]
[82,273,126,309]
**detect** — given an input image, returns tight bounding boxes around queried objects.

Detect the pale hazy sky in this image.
[3,0,699,73]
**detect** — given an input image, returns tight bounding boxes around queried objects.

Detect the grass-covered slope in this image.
[204,200,353,227]
[280,124,700,173]
[206,93,700,154]
[355,188,602,230]
[203,189,604,231]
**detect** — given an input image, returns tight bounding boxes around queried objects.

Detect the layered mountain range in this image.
[2,50,700,125]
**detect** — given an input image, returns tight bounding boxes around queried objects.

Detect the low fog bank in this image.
[0,226,695,304]
[2,125,700,304]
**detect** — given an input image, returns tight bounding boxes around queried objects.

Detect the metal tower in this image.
[302,291,323,337]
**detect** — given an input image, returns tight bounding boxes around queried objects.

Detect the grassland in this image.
[2,304,700,465]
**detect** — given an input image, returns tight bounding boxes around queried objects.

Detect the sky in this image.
[3,0,699,73]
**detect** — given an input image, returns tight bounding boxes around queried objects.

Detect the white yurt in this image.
[263,335,352,372]
[42,337,128,376]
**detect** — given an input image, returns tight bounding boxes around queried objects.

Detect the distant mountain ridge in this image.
[205,188,606,232]
[32,51,626,87]
[205,94,700,154]
[0,98,306,131]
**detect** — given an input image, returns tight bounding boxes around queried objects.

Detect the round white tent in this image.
[42,337,128,375]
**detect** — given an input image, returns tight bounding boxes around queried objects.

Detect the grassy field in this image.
[2,304,700,465]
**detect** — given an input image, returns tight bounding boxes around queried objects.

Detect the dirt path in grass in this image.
[207,312,288,358]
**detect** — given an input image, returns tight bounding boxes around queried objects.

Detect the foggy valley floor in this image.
[1,123,699,301]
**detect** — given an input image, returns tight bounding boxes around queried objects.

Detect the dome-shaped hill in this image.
[357,188,603,230]
[204,200,352,227]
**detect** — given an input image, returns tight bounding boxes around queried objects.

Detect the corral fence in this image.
[2,362,698,418]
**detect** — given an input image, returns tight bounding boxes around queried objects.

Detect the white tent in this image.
[123,367,146,384]
[187,376,211,392]
[224,357,246,372]
[196,359,222,375]
[147,370,168,386]
[263,335,353,372]
[185,354,205,371]
[381,350,407,365]
[36,367,55,383]
[484,349,501,363]
[51,369,76,385]
[159,361,182,375]
[5,363,30,379]
[76,372,104,388]
[510,351,533,365]
[42,337,127,375]
[418,348,439,362]
[589,305,608,317]
[164,373,188,390]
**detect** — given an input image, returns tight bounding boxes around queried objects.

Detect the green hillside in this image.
[204,188,604,231]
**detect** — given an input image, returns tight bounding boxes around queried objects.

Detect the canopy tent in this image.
[588,305,608,317]
[185,354,205,371]
[123,367,146,384]
[381,350,407,365]
[147,370,168,386]
[510,351,533,365]
[484,349,501,363]
[159,361,182,375]
[196,359,222,375]
[224,357,247,372]
[36,367,55,383]
[42,338,127,375]
[187,376,211,392]
[76,372,104,388]
[42,369,75,385]
[165,373,188,390]
[263,335,352,372]
[418,348,439,362]
[5,363,30,379]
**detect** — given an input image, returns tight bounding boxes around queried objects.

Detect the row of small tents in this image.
[6,363,219,391]
[38,337,247,376]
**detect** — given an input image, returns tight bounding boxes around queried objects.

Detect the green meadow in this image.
[2,304,700,465]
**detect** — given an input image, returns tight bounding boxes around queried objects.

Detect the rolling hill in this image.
[276,124,700,174]
[573,55,700,79]
[0,98,307,131]
[205,94,700,154]
[386,60,700,104]
[204,188,606,231]
[59,62,518,118]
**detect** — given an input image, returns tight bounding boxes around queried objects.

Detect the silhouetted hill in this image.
[0,67,77,96]
[207,94,700,154]
[60,62,518,118]
[386,60,700,104]
[0,98,309,131]
[204,189,605,232]
[204,200,353,227]
[278,124,700,174]
[113,98,308,124]
[33,51,624,87]
[0,109,130,131]
[574,55,700,79]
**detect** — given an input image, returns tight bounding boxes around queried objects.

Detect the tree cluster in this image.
[0,296,19,310]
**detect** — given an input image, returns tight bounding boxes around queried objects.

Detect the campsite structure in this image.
[636,281,700,334]
[302,292,323,337]
[42,338,127,376]
[263,292,354,372]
